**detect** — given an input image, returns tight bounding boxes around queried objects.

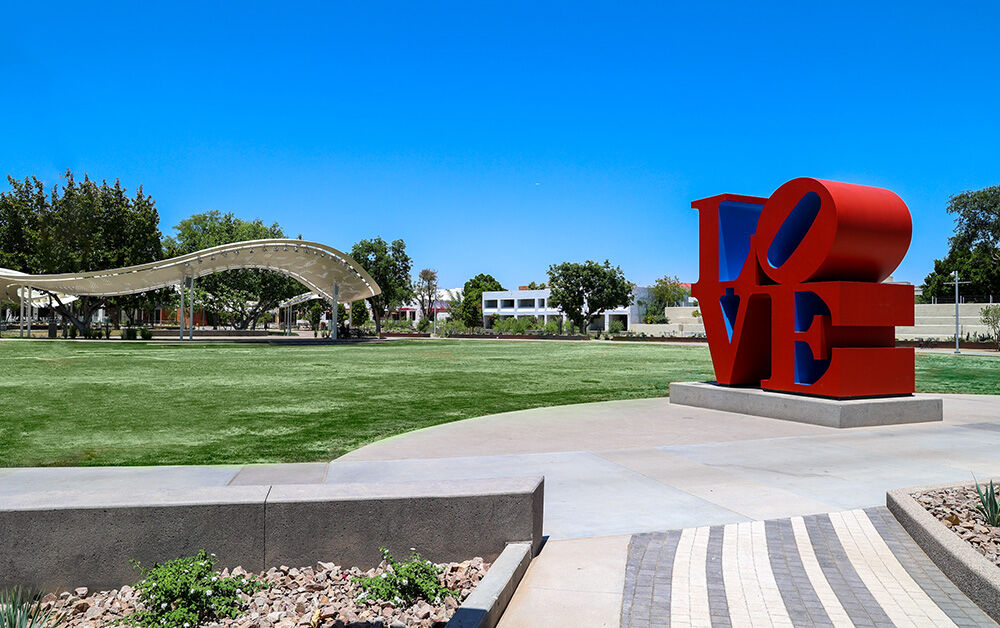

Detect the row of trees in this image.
[1,172,686,335]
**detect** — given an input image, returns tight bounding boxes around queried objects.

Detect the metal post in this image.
[179,280,185,340]
[188,276,195,341]
[19,287,24,338]
[26,286,32,338]
[954,271,960,354]
[331,283,339,341]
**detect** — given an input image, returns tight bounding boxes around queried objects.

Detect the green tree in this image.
[0,172,163,331]
[922,186,1000,302]
[982,304,1000,351]
[164,211,302,329]
[351,300,370,326]
[641,275,689,323]
[457,274,503,327]
[547,260,634,333]
[416,268,439,321]
[350,237,413,335]
[308,301,324,330]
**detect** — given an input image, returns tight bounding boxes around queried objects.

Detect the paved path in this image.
[621,508,995,628]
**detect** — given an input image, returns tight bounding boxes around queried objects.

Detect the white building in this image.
[481,286,650,331]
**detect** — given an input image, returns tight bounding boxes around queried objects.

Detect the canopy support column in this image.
[179,280,185,341]
[19,286,24,338]
[26,286,32,338]
[331,283,339,341]
[188,276,195,341]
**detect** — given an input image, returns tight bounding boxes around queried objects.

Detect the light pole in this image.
[953,270,971,354]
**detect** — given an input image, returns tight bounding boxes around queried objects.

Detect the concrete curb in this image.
[887,483,1000,621]
[445,542,532,628]
[670,381,943,427]
[0,477,543,593]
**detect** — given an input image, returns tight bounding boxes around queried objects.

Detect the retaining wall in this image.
[0,477,544,592]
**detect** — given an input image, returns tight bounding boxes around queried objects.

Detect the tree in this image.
[0,172,163,332]
[547,260,634,333]
[526,281,547,289]
[641,275,689,323]
[350,237,413,335]
[922,185,1000,302]
[416,268,439,321]
[164,211,302,329]
[457,274,503,327]
[982,304,1000,351]
[308,301,324,330]
[351,300,370,327]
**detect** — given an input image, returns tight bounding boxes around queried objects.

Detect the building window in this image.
[537,298,545,308]
[501,299,515,308]
[518,299,534,308]
[484,299,498,308]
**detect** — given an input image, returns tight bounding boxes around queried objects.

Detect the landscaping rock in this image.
[914,484,1000,567]
[51,556,489,628]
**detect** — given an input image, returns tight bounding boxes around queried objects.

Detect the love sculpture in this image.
[692,178,914,399]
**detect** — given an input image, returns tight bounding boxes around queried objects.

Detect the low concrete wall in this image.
[887,484,1000,621]
[446,542,532,628]
[0,477,543,593]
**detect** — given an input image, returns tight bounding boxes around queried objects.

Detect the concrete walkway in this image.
[3,393,1000,625]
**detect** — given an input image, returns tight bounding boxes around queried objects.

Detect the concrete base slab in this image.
[669,382,943,428]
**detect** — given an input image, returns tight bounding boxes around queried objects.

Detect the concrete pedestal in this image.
[669,382,942,428]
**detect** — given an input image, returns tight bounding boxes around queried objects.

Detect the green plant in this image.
[139,328,152,340]
[69,326,77,339]
[608,320,624,334]
[353,548,457,606]
[975,477,1000,526]
[123,327,138,340]
[0,587,60,628]
[124,550,265,628]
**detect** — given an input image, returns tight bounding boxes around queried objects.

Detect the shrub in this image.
[139,328,152,340]
[608,320,625,334]
[69,326,77,339]
[975,478,1000,526]
[0,587,60,628]
[543,320,560,335]
[353,548,457,606]
[981,305,1000,351]
[124,550,265,628]
[417,318,432,332]
[123,328,138,340]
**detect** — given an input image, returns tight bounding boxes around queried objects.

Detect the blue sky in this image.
[2,2,997,289]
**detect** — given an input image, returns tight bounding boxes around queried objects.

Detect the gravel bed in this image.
[42,557,489,628]
[915,484,1000,567]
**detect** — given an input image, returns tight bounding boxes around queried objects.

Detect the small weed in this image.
[353,548,457,606]
[123,550,265,628]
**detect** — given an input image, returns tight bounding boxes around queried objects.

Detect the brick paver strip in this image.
[705,525,732,627]
[766,519,834,627]
[622,529,682,628]
[865,506,996,627]
[621,509,997,627]
[803,514,893,627]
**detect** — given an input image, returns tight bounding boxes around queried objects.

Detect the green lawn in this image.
[0,340,996,467]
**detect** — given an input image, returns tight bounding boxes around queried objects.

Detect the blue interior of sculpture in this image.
[794,290,831,385]
[718,201,764,282]
[767,191,821,269]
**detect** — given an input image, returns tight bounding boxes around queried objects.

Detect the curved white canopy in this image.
[0,239,380,305]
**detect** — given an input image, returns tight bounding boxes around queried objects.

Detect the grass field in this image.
[0,339,997,467]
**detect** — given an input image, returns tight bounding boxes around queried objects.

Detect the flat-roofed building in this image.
[481,285,650,331]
